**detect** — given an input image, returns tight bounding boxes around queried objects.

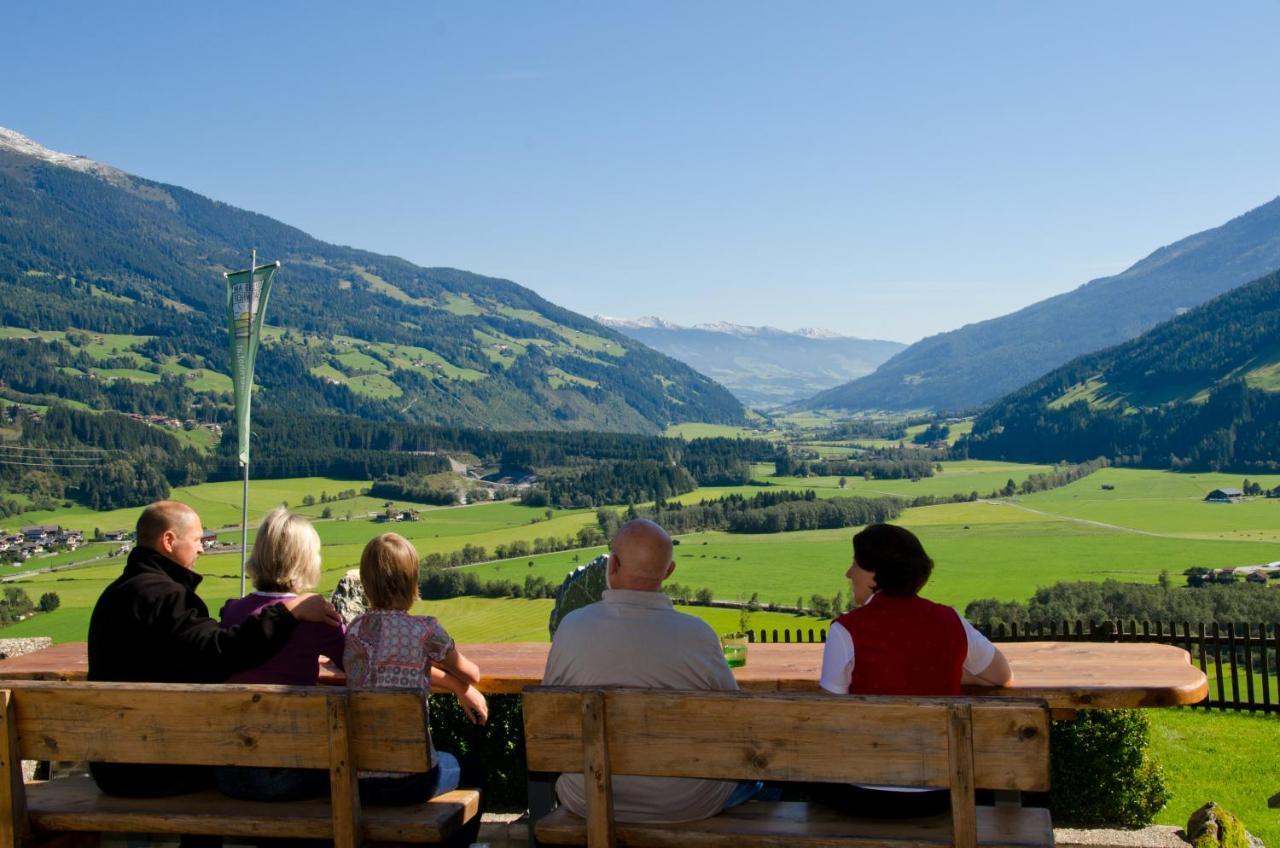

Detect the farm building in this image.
[1204,488,1243,503]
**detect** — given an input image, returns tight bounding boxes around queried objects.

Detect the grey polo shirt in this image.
[543,588,739,823]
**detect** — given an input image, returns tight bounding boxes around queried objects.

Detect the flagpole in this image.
[239,247,255,597]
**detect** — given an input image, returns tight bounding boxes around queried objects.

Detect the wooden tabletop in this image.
[0,640,1207,711]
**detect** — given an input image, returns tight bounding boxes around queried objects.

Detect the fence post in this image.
[1243,622,1257,713]
[1260,621,1272,714]
[1212,623,1225,712]
[1226,622,1240,709]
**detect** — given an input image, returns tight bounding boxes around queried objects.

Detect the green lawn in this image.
[1013,467,1280,541]
[1149,709,1280,846]
[413,596,816,643]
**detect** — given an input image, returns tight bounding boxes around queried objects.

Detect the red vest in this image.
[835,594,967,696]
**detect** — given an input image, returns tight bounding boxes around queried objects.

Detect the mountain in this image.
[803,196,1280,412]
[0,128,743,433]
[596,316,905,407]
[963,268,1280,471]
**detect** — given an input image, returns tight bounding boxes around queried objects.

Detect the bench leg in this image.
[526,771,556,848]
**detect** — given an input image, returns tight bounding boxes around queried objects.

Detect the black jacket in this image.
[87,545,300,684]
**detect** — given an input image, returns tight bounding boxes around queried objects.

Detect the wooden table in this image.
[0,640,1208,712]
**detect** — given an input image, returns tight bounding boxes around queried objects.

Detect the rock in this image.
[1185,802,1262,848]
[330,570,368,625]
[1269,791,1279,809]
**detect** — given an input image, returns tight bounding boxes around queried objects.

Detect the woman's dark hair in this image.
[852,524,934,596]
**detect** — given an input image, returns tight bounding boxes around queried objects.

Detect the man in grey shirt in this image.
[542,519,742,823]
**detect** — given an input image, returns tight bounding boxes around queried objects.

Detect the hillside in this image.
[963,268,1280,470]
[803,195,1280,412]
[596,316,904,407]
[0,127,743,434]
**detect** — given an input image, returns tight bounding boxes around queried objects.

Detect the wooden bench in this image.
[522,687,1053,848]
[0,681,480,847]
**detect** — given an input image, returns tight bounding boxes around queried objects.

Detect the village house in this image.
[1204,488,1243,503]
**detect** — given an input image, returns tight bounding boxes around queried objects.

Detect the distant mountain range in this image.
[0,127,744,433]
[965,267,1280,471]
[596,316,905,407]
[803,195,1280,412]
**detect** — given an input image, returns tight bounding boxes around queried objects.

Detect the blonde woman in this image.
[217,507,345,801]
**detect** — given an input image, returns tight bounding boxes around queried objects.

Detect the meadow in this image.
[1148,709,1280,845]
[5,464,1279,646]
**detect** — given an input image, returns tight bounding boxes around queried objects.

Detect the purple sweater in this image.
[219,592,346,685]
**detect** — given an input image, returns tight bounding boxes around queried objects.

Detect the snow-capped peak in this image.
[595,315,681,329]
[795,327,845,339]
[0,126,130,185]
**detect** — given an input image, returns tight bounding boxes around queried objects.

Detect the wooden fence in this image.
[745,620,1280,715]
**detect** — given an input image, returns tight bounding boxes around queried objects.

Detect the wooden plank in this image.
[581,691,616,848]
[524,689,1049,791]
[6,682,428,773]
[0,690,30,848]
[327,694,361,848]
[534,801,1053,847]
[25,777,479,841]
[0,641,1210,710]
[947,704,977,848]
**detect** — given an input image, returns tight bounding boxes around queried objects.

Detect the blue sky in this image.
[5,2,1280,343]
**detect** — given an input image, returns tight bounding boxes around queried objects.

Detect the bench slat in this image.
[25,777,480,842]
[534,802,1054,848]
[7,683,430,773]
[523,689,1049,791]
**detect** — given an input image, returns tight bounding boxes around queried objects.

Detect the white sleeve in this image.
[959,614,997,675]
[819,621,855,694]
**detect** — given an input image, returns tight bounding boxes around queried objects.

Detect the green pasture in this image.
[663,422,778,440]
[1017,467,1280,541]
[1149,709,1280,846]
[671,459,1056,505]
[411,596,817,644]
[11,477,375,533]
[466,499,1280,610]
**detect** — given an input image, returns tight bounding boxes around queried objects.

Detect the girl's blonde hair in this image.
[247,507,322,593]
[360,532,420,611]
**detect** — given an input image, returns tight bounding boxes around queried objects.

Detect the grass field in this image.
[5,465,1280,648]
[1149,709,1280,845]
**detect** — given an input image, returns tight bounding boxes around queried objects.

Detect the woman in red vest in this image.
[816,523,1013,817]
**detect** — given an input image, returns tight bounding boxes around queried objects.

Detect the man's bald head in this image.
[607,519,675,591]
[136,501,198,549]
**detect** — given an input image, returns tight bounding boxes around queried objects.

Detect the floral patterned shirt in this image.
[344,609,454,773]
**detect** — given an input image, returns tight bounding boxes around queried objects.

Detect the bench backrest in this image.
[0,681,429,770]
[0,681,432,848]
[522,687,1051,848]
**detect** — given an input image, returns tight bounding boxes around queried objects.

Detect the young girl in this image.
[817,523,1013,817]
[346,532,487,813]
[218,507,345,801]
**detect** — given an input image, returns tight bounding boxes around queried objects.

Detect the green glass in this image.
[721,636,748,668]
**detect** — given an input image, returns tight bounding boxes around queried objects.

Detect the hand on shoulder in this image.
[282,593,342,627]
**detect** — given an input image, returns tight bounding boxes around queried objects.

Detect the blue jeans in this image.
[217,766,328,802]
[358,750,462,807]
[722,780,763,811]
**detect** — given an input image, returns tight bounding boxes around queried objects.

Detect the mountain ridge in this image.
[0,126,744,433]
[803,195,1280,412]
[596,315,905,407]
[964,267,1280,471]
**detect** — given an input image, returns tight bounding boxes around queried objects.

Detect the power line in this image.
[0,445,126,454]
[0,459,101,469]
